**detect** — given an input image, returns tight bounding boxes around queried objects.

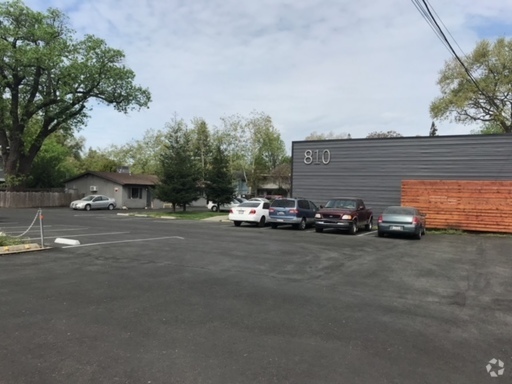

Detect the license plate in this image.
[277,212,285,215]
[238,210,244,214]
[277,219,284,222]
[390,226,403,230]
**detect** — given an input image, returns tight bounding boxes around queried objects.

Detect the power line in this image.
[411,0,501,113]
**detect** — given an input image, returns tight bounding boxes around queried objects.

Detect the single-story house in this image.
[64,171,164,209]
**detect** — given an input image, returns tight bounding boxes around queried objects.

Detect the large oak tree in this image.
[0,1,151,185]
[430,38,512,133]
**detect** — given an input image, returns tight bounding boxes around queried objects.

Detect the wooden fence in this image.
[0,191,81,208]
[401,180,512,233]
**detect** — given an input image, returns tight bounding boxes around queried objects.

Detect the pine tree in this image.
[205,145,235,210]
[155,118,201,212]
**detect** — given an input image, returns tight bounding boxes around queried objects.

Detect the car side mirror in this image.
[358,206,364,210]
[320,205,324,209]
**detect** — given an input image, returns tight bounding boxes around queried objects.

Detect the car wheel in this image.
[108,204,114,210]
[258,216,266,227]
[315,227,323,233]
[211,205,218,212]
[365,217,373,231]
[422,227,426,235]
[378,231,384,237]
[234,221,241,227]
[415,230,422,240]
[349,221,357,235]
[298,218,306,230]
[271,223,278,229]
[85,204,91,211]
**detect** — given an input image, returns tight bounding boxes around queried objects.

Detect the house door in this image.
[146,187,152,208]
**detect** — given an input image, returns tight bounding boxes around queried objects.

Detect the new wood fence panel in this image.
[401,180,512,233]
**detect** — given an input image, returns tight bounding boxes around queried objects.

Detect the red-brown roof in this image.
[65,171,159,186]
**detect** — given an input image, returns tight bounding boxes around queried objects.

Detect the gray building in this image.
[64,171,162,209]
[291,134,512,217]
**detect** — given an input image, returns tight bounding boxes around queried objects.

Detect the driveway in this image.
[0,208,511,383]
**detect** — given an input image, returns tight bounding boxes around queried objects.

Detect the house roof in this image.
[65,171,159,186]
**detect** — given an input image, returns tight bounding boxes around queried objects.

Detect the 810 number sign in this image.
[304,149,331,165]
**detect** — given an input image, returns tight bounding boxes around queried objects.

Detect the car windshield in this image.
[238,202,260,208]
[271,199,295,208]
[81,196,95,201]
[325,199,357,209]
[384,207,415,215]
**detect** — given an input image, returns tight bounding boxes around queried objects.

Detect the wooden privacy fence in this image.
[0,191,81,208]
[401,180,512,233]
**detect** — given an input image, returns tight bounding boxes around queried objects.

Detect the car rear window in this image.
[383,207,415,215]
[238,202,260,208]
[271,199,296,208]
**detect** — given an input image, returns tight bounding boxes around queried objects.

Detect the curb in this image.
[0,243,49,255]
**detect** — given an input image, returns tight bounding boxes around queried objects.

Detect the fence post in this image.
[39,208,45,248]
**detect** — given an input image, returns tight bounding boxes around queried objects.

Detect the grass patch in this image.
[145,211,227,220]
[427,228,512,237]
[0,235,26,246]
[427,228,466,235]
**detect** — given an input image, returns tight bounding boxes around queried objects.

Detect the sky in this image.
[25,0,512,152]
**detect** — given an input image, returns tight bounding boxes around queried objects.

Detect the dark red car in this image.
[314,197,373,235]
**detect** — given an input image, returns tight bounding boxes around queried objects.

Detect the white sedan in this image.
[228,200,270,227]
[207,197,246,212]
[70,195,116,211]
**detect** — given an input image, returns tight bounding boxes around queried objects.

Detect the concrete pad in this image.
[54,238,80,246]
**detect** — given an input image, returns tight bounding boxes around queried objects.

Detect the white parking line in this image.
[37,231,130,240]
[62,236,185,248]
[357,231,377,236]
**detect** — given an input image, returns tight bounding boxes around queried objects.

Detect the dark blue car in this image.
[268,198,319,230]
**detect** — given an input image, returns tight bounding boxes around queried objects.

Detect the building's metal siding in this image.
[292,134,512,217]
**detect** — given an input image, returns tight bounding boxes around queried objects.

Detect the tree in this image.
[429,121,438,136]
[27,132,82,188]
[430,37,512,133]
[189,118,212,190]
[103,128,166,175]
[78,148,118,173]
[305,131,351,140]
[213,111,286,194]
[0,1,151,186]
[366,130,403,138]
[270,156,291,196]
[204,144,235,210]
[155,117,201,212]
[470,121,503,135]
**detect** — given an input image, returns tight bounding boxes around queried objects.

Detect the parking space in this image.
[0,208,511,383]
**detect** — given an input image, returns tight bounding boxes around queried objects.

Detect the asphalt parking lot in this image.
[1,207,511,383]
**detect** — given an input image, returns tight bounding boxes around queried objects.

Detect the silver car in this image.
[70,195,116,211]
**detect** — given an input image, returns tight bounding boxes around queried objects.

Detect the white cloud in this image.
[26,0,512,149]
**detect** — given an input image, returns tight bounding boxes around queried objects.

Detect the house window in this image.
[130,187,143,199]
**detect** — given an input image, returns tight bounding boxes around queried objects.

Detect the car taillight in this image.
[249,209,256,214]
[269,208,275,213]
[378,215,383,223]
[229,209,234,214]
[289,209,299,214]
[412,216,419,224]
